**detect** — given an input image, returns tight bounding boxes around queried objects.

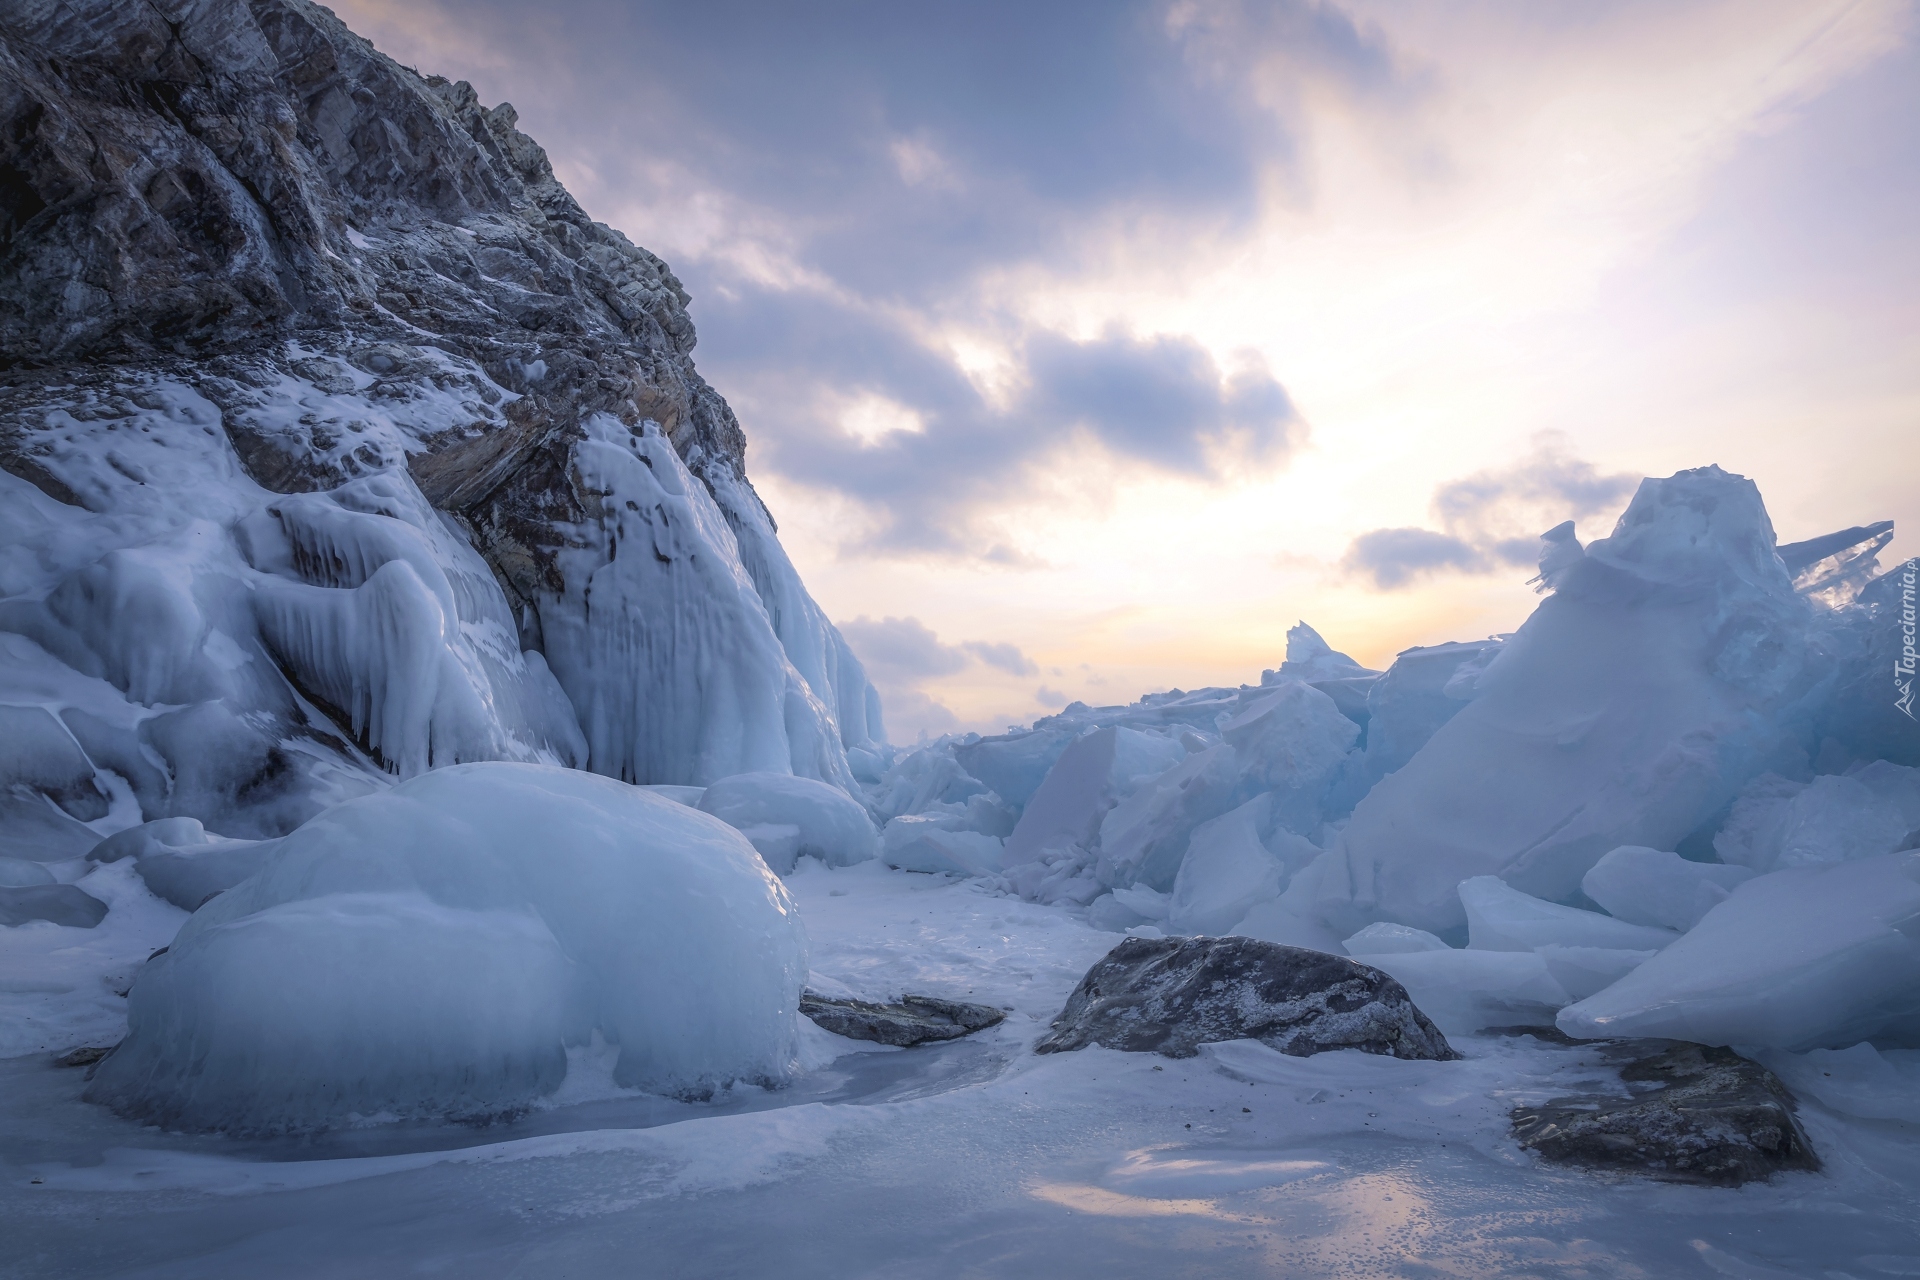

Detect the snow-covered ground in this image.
[6,857,1918,1280]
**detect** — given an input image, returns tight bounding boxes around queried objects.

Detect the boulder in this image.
[1511,1041,1819,1186]
[1035,936,1458,1061]
[800,992,1006,1047]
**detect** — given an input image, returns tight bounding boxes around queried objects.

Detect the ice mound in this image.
[1581,846,1757,931]
[1459,877,1679,952]
[696,771,879,873]
[1316,467,1812,934]
[87,763,807,1132]
[1557,850,1920,1050]
[88,818,279,911]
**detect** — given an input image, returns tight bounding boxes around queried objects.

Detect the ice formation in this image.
[696,771,879,873]
[833,465,1916,1054]
[542,418,862,791]
[1580,845,1757,932]
[86,764,807,1131]
[1557,851,1920,1050]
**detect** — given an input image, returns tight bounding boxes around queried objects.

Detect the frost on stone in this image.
[86,763,808,1132]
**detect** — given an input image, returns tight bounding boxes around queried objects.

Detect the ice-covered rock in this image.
[543,418,860,791]
[0,0,883,866]
[1511,1042,1819,1186]
[798,992,1005,1047]
[1315,467,1814,935]
[1581,846,1758,931]
[1035,936,1457,1061]
[1459,877,1680,953]
[1558,850,1920,1050]
[696,771,878,874]
[89,817,282,911]
[86,763,807,1132]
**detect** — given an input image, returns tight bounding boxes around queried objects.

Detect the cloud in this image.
[1035,685,1072,708]
[837,616,970,679]
[838,616,1045,737]
[1343,437,1639,589]
[961,641,1040,677]
[335,0,1407,557]
[1342,528,1487,589]
[725,308,1302,553]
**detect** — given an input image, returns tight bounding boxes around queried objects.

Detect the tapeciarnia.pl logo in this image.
[1898,559,1917,721]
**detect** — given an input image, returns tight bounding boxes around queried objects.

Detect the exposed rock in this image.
[1035,936,1459,1061]
[1510,1041,1820,1186]
[0,0,883,846]
[53,1044,116,1068]
[0,883,109,928]
[801,991,1007,1047]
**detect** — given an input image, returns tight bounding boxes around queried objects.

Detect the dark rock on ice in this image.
[53,1044,116,1068]
[800,991,1006,1047]
[1035,935,1458,1061]
[0,884,108,929]
[1510,1041,1819,1186]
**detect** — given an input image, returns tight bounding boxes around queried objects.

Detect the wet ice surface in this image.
[6,860,1920,1280]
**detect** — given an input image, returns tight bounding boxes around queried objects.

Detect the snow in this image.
[13,857,1916,1276]
[85,764,808,1132]
[7,442,1920,1268]
[1559,850,1920,1050]
[696,771,879,873]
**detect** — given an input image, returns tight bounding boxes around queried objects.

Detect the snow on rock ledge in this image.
[87,763,808,1132]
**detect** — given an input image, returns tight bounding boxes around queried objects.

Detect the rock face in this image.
[1510,1042,1820,1186]
[1035,936,1458,1061]
[0,0,882,854]
[800,992,1007,1047]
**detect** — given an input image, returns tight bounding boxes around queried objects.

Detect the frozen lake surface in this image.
[6,859,1919,1279]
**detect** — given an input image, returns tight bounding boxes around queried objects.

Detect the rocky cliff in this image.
[0,0,883,853]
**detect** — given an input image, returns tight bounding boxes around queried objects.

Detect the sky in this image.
[335,0,1920,739]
